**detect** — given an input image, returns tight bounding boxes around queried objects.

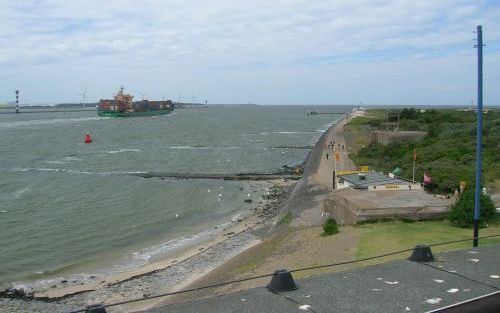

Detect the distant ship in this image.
[98,86,174,117]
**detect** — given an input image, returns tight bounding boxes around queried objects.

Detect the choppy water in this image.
[0,105,346,288]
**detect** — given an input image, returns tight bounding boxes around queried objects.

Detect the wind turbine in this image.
[78,89,87,110]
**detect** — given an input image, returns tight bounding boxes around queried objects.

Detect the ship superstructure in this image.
[98,86,174,117]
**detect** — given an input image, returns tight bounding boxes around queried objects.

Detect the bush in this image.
[400,108,418,120]
[368,119,382,128]
[322,218,339,236]
[449,189,496,228]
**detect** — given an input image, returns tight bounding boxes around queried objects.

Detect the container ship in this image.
[98,86,174,117]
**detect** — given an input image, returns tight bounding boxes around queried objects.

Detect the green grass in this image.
[354,220,500,265]
[278,211,292,225]
[230,231,288,274]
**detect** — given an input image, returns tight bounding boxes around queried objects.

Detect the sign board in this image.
[368,184,421,191]
[359,166,370,172]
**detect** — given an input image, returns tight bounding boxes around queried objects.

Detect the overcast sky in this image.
[1,0,499,105]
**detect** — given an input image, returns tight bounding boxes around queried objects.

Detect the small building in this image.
[325,172,451,225]
[336,172,421,191]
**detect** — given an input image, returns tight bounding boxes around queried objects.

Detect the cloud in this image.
[0,0,499,104]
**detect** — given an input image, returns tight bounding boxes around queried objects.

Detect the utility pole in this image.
[332,147,336,189]
[412,148,416,183]
[15,90,19,113]
[473,25,484,248]
[386,104,389,131]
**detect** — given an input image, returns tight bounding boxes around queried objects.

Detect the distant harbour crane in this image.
[78,89,87,110]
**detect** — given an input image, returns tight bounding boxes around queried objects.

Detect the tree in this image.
[449,188,496,228]
[400,108,418,120]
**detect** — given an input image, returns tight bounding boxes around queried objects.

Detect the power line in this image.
[66,234,500,313]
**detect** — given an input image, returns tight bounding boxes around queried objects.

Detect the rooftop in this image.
[338,172,409,189]
[145,244,500,313]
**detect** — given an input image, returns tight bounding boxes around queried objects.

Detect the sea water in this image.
[0,105,347,288]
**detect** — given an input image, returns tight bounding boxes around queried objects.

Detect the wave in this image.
[12,186,31,199]
[250,131,320,135]
[45,156,84,165]
[0,117,106,128]
[169,146,241,150]
[316,122,335,133]
[63,156,83,161]
[131,229,216,262]
[105,148,142,154]
[45,160,67,165]
[10,218,236,292]
[9,167,147,176]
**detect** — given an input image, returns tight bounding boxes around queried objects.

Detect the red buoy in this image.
[84,134,92,144]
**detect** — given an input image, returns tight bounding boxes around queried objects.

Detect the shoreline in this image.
[0,112,348,312]
[147,112,354,308]
[0,179,298,312]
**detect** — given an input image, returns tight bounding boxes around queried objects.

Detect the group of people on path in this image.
[325,140,347,160]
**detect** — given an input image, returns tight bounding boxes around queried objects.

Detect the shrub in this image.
[449,188,496,228]
[400,108,418,120]
[322,218,339,236]
[368,119,382,128]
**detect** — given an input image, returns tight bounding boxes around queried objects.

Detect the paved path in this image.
[312,112,360,189]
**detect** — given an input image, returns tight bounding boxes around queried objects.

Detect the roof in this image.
[338,172,409,188]
[329,188,452,210]
[145,244,500,313]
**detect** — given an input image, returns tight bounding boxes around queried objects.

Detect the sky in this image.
[0,0,499,105]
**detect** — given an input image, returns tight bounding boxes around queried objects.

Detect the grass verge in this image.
[354,220,500,266]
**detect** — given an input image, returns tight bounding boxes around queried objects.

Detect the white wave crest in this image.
[12,186,31,198]
[105,148,142,154]
[0,117,106,128]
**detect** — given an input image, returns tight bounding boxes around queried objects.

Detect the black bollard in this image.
[86,304,107,313]
[409,245,434,262]
[267,269,297,292]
